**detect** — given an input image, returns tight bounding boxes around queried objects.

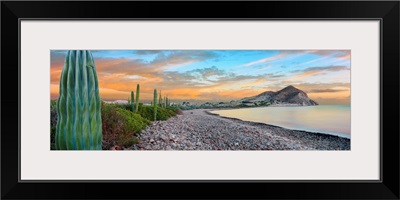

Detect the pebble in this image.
[131,109,350,151]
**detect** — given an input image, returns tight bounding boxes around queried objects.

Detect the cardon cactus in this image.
[153,89,158,121]
[159,91,162,106]
[55,50,102,150]
[135,84,140,112]
[131,91,134,111]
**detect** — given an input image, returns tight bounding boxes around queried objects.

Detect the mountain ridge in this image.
[241,85,318,106]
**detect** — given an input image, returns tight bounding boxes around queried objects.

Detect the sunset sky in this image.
[50,50,350,105]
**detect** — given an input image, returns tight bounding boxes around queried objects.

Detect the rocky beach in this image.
[129,109,350,150]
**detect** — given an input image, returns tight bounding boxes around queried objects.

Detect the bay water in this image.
[210,105,350,139]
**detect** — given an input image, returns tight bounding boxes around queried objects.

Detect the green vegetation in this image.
[101,103,150,149]
[55,50,102,150]
[51,99,179,150]
[138,105,176,121]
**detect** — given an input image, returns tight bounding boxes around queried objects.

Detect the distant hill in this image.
[241,85,318,106]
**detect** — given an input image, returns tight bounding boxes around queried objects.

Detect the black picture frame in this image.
[2,1,399,199]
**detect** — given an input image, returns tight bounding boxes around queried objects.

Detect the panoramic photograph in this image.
[50,50,350,150]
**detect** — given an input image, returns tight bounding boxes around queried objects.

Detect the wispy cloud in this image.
[308,88,348,93]
[291,65,350,78]
[243,53,288,67]
[243,50,350,68]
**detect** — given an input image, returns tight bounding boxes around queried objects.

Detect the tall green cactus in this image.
[131,91,134,111]
[135,84,140,112]
[55,50,102,150]
[159,91,162,106]
[153,89,158,121]
[164,96,167,108]
[166,96,169,107]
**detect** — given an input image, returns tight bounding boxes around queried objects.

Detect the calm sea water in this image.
[210,105,350,139]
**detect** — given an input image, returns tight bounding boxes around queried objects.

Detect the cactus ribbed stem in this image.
[159,91,162,106]
[166,96,169,107]
[55,50,102,150]
[153,89,158,121]
[131,91,134,111]
[135,84,140,112]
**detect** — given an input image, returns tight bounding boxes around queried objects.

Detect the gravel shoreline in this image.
[129,109,350,150]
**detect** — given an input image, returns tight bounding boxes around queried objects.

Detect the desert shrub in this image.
[114,103,133,111]
[101,103,150,150]
[174,109,183,115]
[138,105,176,121]
[167,109,177,117]
[114,102,145,112]
[166,106,183,115]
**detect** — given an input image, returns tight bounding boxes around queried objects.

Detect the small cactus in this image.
[153,89,158,121]
[131,91,134,111]
[135,84,140,112]
[166,96,169,107]
[159,91,162,106]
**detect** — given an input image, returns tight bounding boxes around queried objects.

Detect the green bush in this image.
[114,103,134,111]
[138,105,176,121]
[101,103,150,150]
[166,106,183,115]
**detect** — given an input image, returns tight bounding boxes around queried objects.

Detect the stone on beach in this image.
[130,109,350,151]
